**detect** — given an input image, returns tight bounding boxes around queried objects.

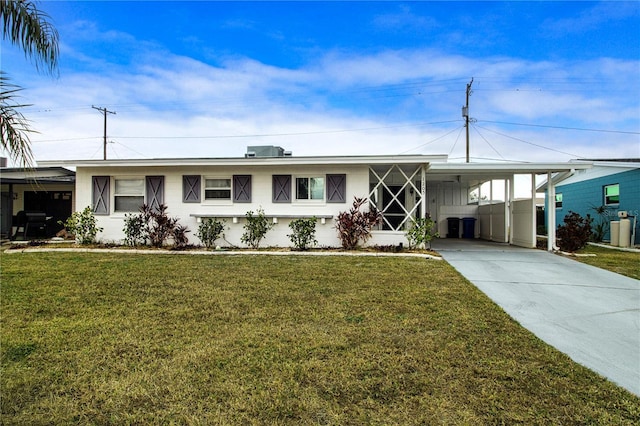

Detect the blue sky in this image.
[2,1,639,164]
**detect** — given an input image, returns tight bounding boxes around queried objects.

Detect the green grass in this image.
[2,253,638,424]
[574,245,640,280]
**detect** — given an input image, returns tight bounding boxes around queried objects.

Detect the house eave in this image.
[38,154,449,168]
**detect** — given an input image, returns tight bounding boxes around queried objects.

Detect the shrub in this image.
[405,216,439,249]
[335,197,382,249]
[58,206,103,245]
[589,205,611,243]
[196,218,226,249]
[241,208,274,249]
[556,211,593,252]
[171,224,191,250]
[288,217,318,250]
[123,212,148,246]
[122,204,189,248]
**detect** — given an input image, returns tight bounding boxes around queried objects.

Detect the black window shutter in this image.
[272,175,291,203]
[183,175,201,203]
[146,176,164,212]
[326,174,346,203]
[92,176,110,215]
[233,175,252,203]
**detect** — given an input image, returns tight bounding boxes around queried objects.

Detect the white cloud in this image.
[4,31,638,166]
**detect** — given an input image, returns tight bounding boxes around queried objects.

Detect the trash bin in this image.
[462,217,476,239]
[447,217,460,238]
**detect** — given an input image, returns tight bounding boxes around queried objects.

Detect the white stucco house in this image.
[39,146,591,250]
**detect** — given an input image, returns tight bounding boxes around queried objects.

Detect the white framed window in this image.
[205,178,232,200]
[604,184,619,206]
[114,178,145,212]
[296,177,324,200]
[555,193,563,209]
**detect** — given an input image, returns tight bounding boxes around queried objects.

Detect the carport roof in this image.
[426,161,592,185]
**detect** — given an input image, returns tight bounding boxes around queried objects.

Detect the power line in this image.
[111,120,461,140]
[473,124,581,158]
[478,120,640,135]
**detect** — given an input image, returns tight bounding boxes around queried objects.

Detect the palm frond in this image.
[0,72,35,167]
[0,0,59,74]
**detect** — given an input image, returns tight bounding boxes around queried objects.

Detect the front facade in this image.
[41,148,590,249]
[543,160,640,245]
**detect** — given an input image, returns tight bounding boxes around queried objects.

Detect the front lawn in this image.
[2,253,638,424]
[573,244,640,280]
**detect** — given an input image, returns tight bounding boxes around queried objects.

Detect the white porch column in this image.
[547,172,556,251]
[530,173,537,248]
[489,180,494,240]
[421,164,426,218]
[508,175,514,244]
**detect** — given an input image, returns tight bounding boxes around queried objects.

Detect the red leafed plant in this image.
[335,197,382,249]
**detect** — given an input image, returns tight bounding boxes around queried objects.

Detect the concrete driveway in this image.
[431,238,640,396]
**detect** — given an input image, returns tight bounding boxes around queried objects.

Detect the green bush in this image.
[196,218,226,249]
[58,206,103,245]
[288,217,318,250]
[405,216,439,249]
[241,208,274,249]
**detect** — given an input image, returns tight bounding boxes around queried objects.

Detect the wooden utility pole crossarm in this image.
[92,105,116,160]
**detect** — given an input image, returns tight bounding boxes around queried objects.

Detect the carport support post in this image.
[421,165,426,219]
[530,173,537,248]
[547,172,556,251]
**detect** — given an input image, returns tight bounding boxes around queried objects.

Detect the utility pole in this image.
[462,78,473,163]
[92,105,116,160]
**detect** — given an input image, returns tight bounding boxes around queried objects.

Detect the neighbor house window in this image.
[114,178,144,212]
[296,177,324,200]
[205,178,231,200]
[604,184,619,206]
[555,193,563,209]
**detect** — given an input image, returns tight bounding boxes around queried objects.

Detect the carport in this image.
[425,162,592,249]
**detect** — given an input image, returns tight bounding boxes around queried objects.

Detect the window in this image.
[296,177,324,200]
[604,184,619,206]
[114,178,144,212]
[555,193,563,209]
[205,178,231,200]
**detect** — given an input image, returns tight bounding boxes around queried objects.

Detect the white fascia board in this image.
[427,162,592,175]
[38,154,448,169]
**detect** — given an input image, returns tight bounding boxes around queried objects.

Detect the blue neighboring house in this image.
[541,159,640,246]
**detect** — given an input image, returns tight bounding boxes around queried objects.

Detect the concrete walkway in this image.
[432,238,640,396]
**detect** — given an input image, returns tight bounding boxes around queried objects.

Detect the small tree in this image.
[288,217,318,250]
[197,218,226,249]
[556,211,593,252]
[335,197,382,249]
[405,216,439,249]
[241,208,274,249]
[58,206,103,244]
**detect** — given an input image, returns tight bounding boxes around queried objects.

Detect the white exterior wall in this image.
[76,164,372,248]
